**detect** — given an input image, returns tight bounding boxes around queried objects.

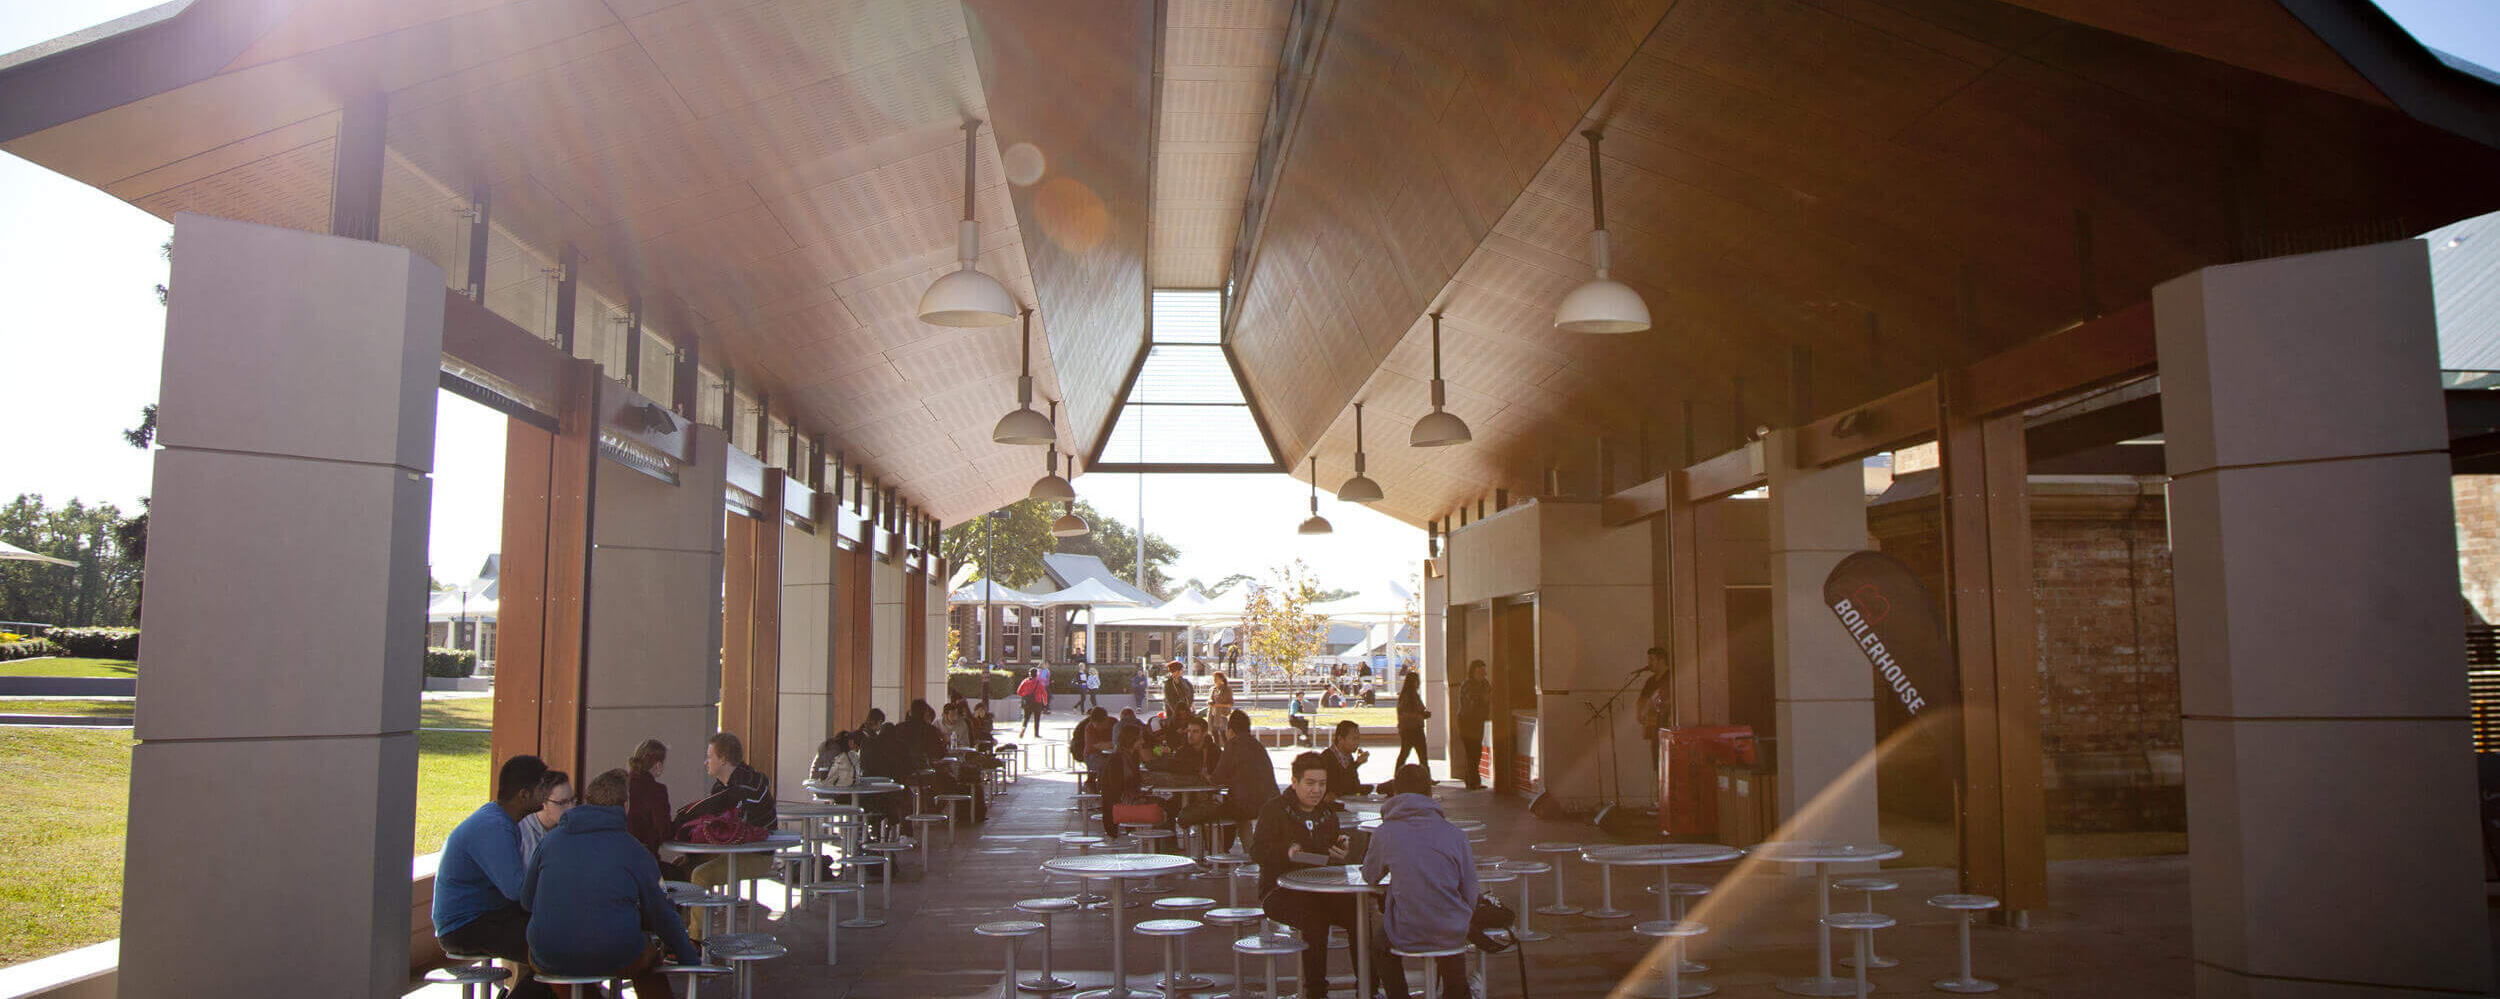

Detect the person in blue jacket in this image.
[435,754,556,998]
[1362,766,1480,999]
[523,768,700,997]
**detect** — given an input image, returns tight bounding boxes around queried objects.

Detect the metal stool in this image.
[906,813,947,868]
[1390,944,1469,999]
[1498,860,1555,941]
[1203,906,1264,999]
[1235,930,1307,999]
[428,952,508,999]
[533,971,620,998]
[1133,828,1181,893]
[707,932,787,999]
[660,963,733,999]
[977,920,1048,999]
[1073,792,1101,817]
[666,881,737,939]
[1834,877,1899,969]
[1054,833,1109,907]
[1015,897,1081,993]
[937,793,976,840]
[1152,896,1219,990]
[837,856,890,925]
[1204,852,1252,906]
[865,842,914,905]
[1472,870,1519,982]
[805,881,862,964]
[1823,911,1895,999]
[1529,842,1585,915]
[1136,919,1205,999]
[1634,920,1712,998]
[1664,882,1715,973]
[1927,894,2002,994]
[1585,854,1632,920]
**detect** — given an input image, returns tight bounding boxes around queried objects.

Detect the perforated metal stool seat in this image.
[836,855,892,924]
[805,881,863,964]
[1136,918,1205,999]
[1928,894,2002,994]
[977,920,1048,999]
[1015,897,1082,993]
[1152,897,1219,989]
[864,843,914,911]
[936,793,975,839]
[1054,833,1111,906]
[533,970,621,998]
[1833,877,1900,970]
[1635,919,1714,999]
[426,960,508,999]
[708,931,788,999]
[1529,842,1586,916]
[905,813,947,867]
[1132,828,1182,893]
[659,963,732,999]
[1201,906,1265,999]
[1235,932,1308,999]
[1498,860,1556,942]
[1202,851,1253,906]
[1823,911,1895,999]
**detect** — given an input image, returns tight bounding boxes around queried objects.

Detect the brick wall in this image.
[1868,474,2182,833]
[2456,476,2500,624]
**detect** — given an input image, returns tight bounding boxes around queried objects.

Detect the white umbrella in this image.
[0,540,74,568]
[1027,578,1141,666]
[947,580,1046,607]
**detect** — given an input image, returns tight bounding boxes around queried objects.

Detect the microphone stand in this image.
[1584,666,1652,825]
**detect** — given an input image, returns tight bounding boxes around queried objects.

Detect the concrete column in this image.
[582,421,727,809]
[778,516,837,797]
[1764,429,1878,843]
[924,572,951,707]
[871,554,905,715]
[124,214,439,998]
[1530,503,1656,812]
[1422,573,1448,759]
[2155,240,2490,998]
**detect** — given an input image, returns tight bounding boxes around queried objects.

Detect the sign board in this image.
[1823,551,1953,724]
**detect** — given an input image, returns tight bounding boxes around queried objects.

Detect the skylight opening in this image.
[1093,289,1277,470]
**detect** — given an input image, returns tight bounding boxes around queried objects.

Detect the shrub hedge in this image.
[47,627,138,659]
[0,637,57,661]
[424,647,479,678]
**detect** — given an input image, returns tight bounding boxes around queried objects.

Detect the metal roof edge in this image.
[2278,0,2500,151]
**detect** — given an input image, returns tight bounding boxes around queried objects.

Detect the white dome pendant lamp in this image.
[992,307,1057,445]
[1297,455,1333,535]
[1336,402,1384,503]
[917,119,1018,327]
[1052,452,1089,537]
[1554,128,1651,334]
[1029,401,1075,500]
[1410,312,1472,447]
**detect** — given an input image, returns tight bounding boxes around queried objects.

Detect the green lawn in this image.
[1240,706,1397,730]
[0,714,490,968]
[0,658,136,678]
[421,696,494,729]
[0,699,132,719]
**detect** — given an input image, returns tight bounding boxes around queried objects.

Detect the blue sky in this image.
[0,0,2489,587]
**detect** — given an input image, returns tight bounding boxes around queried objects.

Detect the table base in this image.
[1068,984,1167,999]
[1934,978,2000,994]
[1633,981,1718,998]
[1018,974,1076,992]
[1536,903,1584,916]
[837,916,886,929]
[1776,975,1860,996]
[1842,954,1900,970]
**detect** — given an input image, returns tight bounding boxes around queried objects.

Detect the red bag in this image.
[678,810,767,845]
[1111,803,1166,829]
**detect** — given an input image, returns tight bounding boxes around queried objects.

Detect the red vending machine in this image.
[1659,725,1757,836]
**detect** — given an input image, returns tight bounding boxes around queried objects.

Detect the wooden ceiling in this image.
[8,0,2500,527]
[1250,0,2500,525]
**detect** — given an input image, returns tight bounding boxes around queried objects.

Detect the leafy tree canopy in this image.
[0,494,142,628]
[942,497,1184,597]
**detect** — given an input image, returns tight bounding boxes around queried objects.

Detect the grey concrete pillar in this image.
[777,516,837,797]
[871,555,904,715]
[2156,240,2490,998]
[1422,573,1449,759]
[1765,430,1879,842]
[924,573,951,707]
[582,419,726,808]
[124,214,440,998]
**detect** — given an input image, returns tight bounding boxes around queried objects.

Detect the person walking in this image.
[1017,668,1045,738]
[1079,665,1100,711]
[1162,660,1196,720]
[1130,667,1150,708]
[1204,671,1234,724]
[1392,670,1432,778]
[1454,660,1491,791]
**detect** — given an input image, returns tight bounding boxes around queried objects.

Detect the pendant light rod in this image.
[961,119,981,223]
[1429,313,1447,409]
[1353,402,1366,474]
[1017,307,1035,406]
[1583,129,1606,231]
[1309,456,1320,514]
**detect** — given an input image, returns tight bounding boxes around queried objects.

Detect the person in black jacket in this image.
[1391,669,1431,778]
[672,732,774,893]
[1322,720,1373,798]
[522,769,698,997]
[1180,709,1276,852]
[1454,660,1491,791]
[1253,752,1357,999]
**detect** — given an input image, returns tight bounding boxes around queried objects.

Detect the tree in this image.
[1055,500,1180,597]
[119,403,155,621]
[940,500,1057,588]
[1241,560,1327,680]
[0,494,143,627]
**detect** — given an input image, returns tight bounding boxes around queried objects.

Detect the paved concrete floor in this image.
[411,712,2230,997]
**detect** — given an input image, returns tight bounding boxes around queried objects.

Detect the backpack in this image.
[677,810,767,845]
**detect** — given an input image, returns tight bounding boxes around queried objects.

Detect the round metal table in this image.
[1748,841,1903,997]
[666,833,804,935]
[1040,852,1202,999]
[777,800,859,899]
[1277,864,1387,999]
[1586,843,1742,986]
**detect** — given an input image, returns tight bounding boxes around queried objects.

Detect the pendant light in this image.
[1297,455,1333,535]
[918,119,1018,327]
[992,307,1056,445]
[1336,402,1383,503]
[1028,401,1074,500]
[1410,312,1472,447]
[1554,129,1651,334]
[1052,452,1089,537]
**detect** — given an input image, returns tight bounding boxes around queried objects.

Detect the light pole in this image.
[983,508,1008,699]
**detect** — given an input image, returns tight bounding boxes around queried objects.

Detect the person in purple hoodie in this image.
[1361,766,1479,999]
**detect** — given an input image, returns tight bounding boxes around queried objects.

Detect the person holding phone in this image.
[1252,752,1363,999]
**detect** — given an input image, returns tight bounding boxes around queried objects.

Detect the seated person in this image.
[1180,709,1278,852]
[1253,752,1364,999]
[1363,765,1478,999]
[967,700,998,751]
[856,707,889,742]
[1323,720,1373,798]
[522,769,700,998]
[670,732,775,891]
[1096,724,1148,837]
[436,755,557,999]
[624,740,684,879]
[516,769,573,865]
[810,731,863,785]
